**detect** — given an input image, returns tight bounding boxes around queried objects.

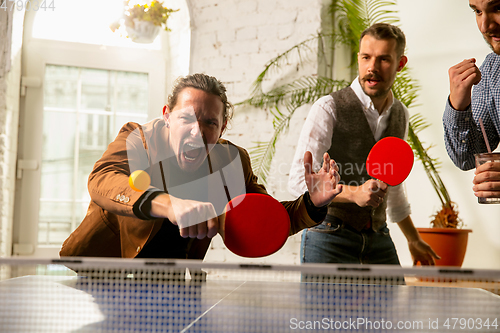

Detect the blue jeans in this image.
[301,215,401,265]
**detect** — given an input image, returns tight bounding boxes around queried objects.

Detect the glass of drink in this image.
[474,152,500,204]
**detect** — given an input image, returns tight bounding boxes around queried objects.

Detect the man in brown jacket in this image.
[60,73,342,260]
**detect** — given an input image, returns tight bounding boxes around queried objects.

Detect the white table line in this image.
[180,281,247,333]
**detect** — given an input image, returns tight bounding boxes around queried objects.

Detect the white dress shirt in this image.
[288,77,411,223]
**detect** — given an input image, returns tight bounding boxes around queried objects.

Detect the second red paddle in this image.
[366,136,414,186]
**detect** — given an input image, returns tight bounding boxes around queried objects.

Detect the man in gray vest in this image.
[288,23,439,266]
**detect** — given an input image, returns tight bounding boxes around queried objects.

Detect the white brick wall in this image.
[187,0,324,264]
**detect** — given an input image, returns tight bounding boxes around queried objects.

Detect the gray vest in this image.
[326,86,406,231]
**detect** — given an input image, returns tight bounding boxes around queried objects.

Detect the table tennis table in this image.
[1,258,499,332]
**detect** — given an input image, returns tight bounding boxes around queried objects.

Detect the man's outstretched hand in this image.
[304,151,343,207]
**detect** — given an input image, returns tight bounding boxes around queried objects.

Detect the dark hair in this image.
[167,73,234,126]
[360,23,406,58]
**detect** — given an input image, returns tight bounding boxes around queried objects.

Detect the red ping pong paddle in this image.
[366,137,414,186]
[223,193,290,258]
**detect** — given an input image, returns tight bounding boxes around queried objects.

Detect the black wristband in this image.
[303,191,327,222]
[133,190,165,220]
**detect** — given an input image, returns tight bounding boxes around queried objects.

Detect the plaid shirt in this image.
[443,52,500,170]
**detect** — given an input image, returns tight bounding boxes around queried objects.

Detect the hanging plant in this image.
[110,1,178,43]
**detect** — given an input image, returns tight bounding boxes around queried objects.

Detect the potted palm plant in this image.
[239,0,471,266]
[409,115,471,267]
[110,0,178,43]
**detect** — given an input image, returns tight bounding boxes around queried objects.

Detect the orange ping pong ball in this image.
[129,170,151,192]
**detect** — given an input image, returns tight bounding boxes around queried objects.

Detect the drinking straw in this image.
[479,118,492,153]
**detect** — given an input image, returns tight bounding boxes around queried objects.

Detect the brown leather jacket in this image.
[60,120,320,259]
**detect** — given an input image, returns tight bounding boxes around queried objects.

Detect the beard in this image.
[360,74,391,99]
[483,34,500,55]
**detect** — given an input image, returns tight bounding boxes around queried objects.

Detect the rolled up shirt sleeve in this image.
[385,183,411,223]
[288,95,336,198]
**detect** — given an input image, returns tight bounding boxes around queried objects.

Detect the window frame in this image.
[13,10,166,257]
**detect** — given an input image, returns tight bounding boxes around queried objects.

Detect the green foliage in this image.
[113,1,178,32]
[333,0,399,69]
[241,76,349,179]
[249,0,400,96]
[248,107,291,184]
[408,114,450,207]
[249,35,328,96]
[392,66,419,108]
[243,76,350,111]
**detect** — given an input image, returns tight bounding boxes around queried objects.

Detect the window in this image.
[38,65,149,246]
[12,0,191,256]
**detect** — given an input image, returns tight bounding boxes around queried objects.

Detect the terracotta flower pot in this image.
[416,228,472,267]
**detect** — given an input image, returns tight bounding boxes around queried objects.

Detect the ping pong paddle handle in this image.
[218,210,227,240]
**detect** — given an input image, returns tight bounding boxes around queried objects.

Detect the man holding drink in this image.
[443,0,500,203]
